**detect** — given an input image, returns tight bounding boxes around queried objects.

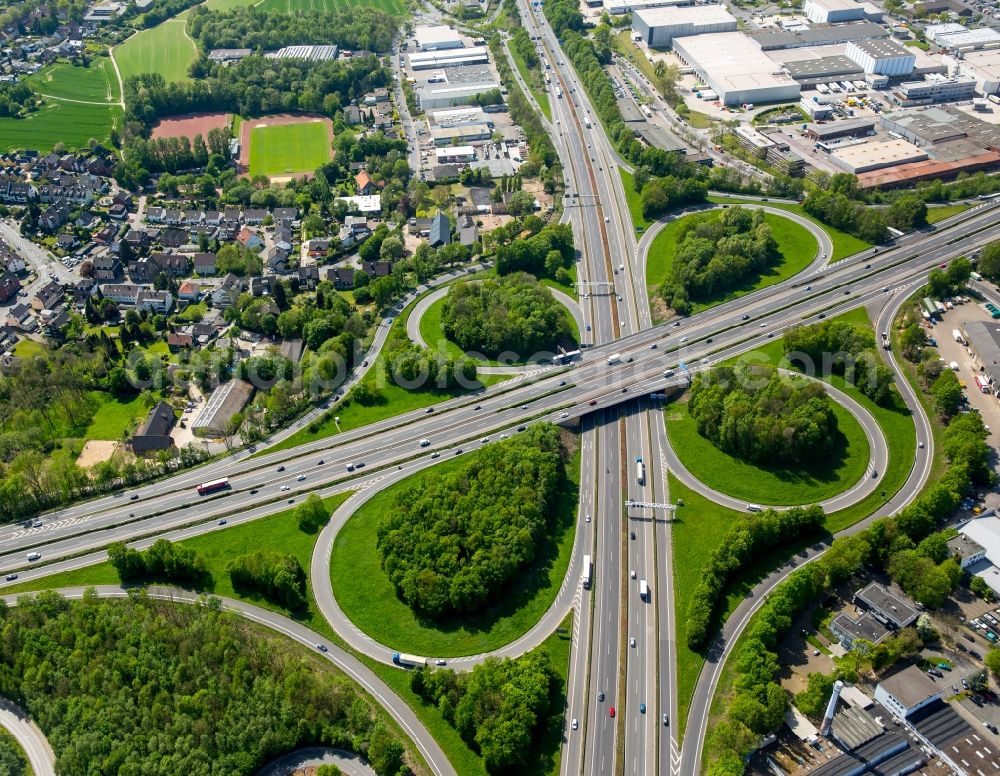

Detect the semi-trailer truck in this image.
[639,579,649,601]
[392,652,428,667]
[582,554,592,589]
[607,353,622,365]
[636,456,645,485]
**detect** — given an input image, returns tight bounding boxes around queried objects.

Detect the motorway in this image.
[6,16,1000,776]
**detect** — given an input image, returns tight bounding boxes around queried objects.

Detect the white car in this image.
[297,475,306,481]
[560,412,569,419]
[280,485,291,491]
[586,514,591,522]
[480,437,490,443]
[629,637,636,648]
[572,719,579,730]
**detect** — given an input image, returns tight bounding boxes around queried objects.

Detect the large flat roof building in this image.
[672,32,801,106]
[805,0,864,24]
[880,105,1000,148]
[414,25,464,51]
[831,138,928,172]
[956,514,1000,595]
[408,48,488,70]
[192,379,254,438]
[846,38,916,76]
[603,0,691,15]
[747,21,887,50]
[934,26,1000,52]
[631,5,736,47]
[961,48,1000,95]
[889,74,978,106]
[854,582,920,628]
[874,666,943,719]
[416,80,500,110]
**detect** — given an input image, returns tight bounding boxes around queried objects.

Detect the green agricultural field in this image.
[28,57,121,103]
[248,121,332,177]
[257,0,408,14]
[0,100,122,152]
[114,18,196,83]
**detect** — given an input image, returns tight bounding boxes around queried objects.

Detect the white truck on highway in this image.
[582,554,592,589]
[636,456,645,485]
[392,652,428,668]
[555,87,563,98]
[584,115,592,128]
[607,353,622,365]
[639,579,649,601]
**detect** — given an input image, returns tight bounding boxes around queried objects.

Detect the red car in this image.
[609,707,616,717]
[588,400,598,406]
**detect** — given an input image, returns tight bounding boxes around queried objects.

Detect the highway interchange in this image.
[5,5,1000,774]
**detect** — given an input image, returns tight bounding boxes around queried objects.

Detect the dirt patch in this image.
[152,112,232,140]
[76,439,120,468]
[237,113,334,179]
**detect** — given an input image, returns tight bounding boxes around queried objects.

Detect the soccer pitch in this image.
[248,120,331,177]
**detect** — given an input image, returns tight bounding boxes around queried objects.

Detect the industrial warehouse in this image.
[625,0,1000,185]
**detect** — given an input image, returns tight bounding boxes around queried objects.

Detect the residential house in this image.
[183,210,201,227]
[41,307,70,338]
[429,212,451,248]
[272,207,297,224]
[130,400,176,454]
[273,224,293,252]
[189,321,217,345]
[167,332,193,351]
[243,208,268,225]
[39,200,70,232]
[71,278,98,309]
[249,276,274,297]
[0,325,18,352]
[99,283,142,305]
[93,225,116,244]
[91,254,123,282]
[163,208,182,225]
[265,246,289,273]
[211,273,243,308]
[459,213,478,246]
[120,228,150,254]
[108,203,127,221]
[146,206,165,223]
[177,281,200,302]
[203,210,221,227]
[31,279,64,311]
[136,289,173,314]
[355,169,375,195]
[306,238,331,257]
[362,260,392,278]
[329,266,356,289]
[0,271,19,303]
[236,227,264,252]
[157,228,188,249]
[5,303,35,332]
[223,209,241,229]
[56,233,79,250]
[128,253,189,283]
[344,105,361,125]
[193,252,217,276]
[364,88,389,104]
[298,264,319,290]
[0,179,36,204]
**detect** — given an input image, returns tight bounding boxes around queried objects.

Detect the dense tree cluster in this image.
[228,551,307,609]
[411,653,558,774]
[783,319,895,406]
[124,128,232,175]
[135,0,201,28]
[121,51,388,138]
[803,174,888,243]
[0,592,414,776]
[688,365,837,465]
[187,6,397,54]
[379,328,478,394]
[441,273,573,358]
[376,426,565,618]
[686,505,825,648]
[0,730,27,776]
[494,222,574,278]
[107,538,209,585]
[0,82,35,118]
[705,380,993,776]
[978,239,1000,280]
[885,195,928,231]
[657,207,780,314]
[294,494,329,533]
[639,174,708,220]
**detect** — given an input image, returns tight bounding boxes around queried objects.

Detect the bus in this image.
[582,554,592,589]
[636,456,645,485]
[197,478,230,495]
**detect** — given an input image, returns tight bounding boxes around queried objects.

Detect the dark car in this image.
[130,494,139,501]
[4,573,17,582]
[588,399,597,406]
[277,466,285,472]
[317,459,324,466]
[517,426,526,432]
[250,489,258,494]
[425,407,434,414]
[621,387,628,393]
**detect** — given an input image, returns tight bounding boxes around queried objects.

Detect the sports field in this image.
[27,58,121,103]
[257,0,408,14]
[247,119,332,177]
[0,101,122,152]
[114,18,196,83]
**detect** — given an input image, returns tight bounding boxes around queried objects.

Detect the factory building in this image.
[846,38,916,76]
[435,146,476,163]
[961,49,1000,95]
[631,5,736,47]
[416,81,500,109]
[430,124,492,145]
[874,666,943,720]
[431,107,491,128]
[413,25,464,51]
[888,74,978,106]
[603,0,691,15]
[831,138,928,173]
[672,32,801,105]
[804,0,864,24]
[804,117,877,140]
[800,97,834,118]
[931,26,1000,52]
[408,48,488,70]
[747,21,887,51]
[923,21,968,43]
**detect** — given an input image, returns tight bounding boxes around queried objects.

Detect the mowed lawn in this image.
[115,19,196,83]
[249,121,331,177]
[28,58,121,103]
[0,100,121,152]
[258,0,407,13]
